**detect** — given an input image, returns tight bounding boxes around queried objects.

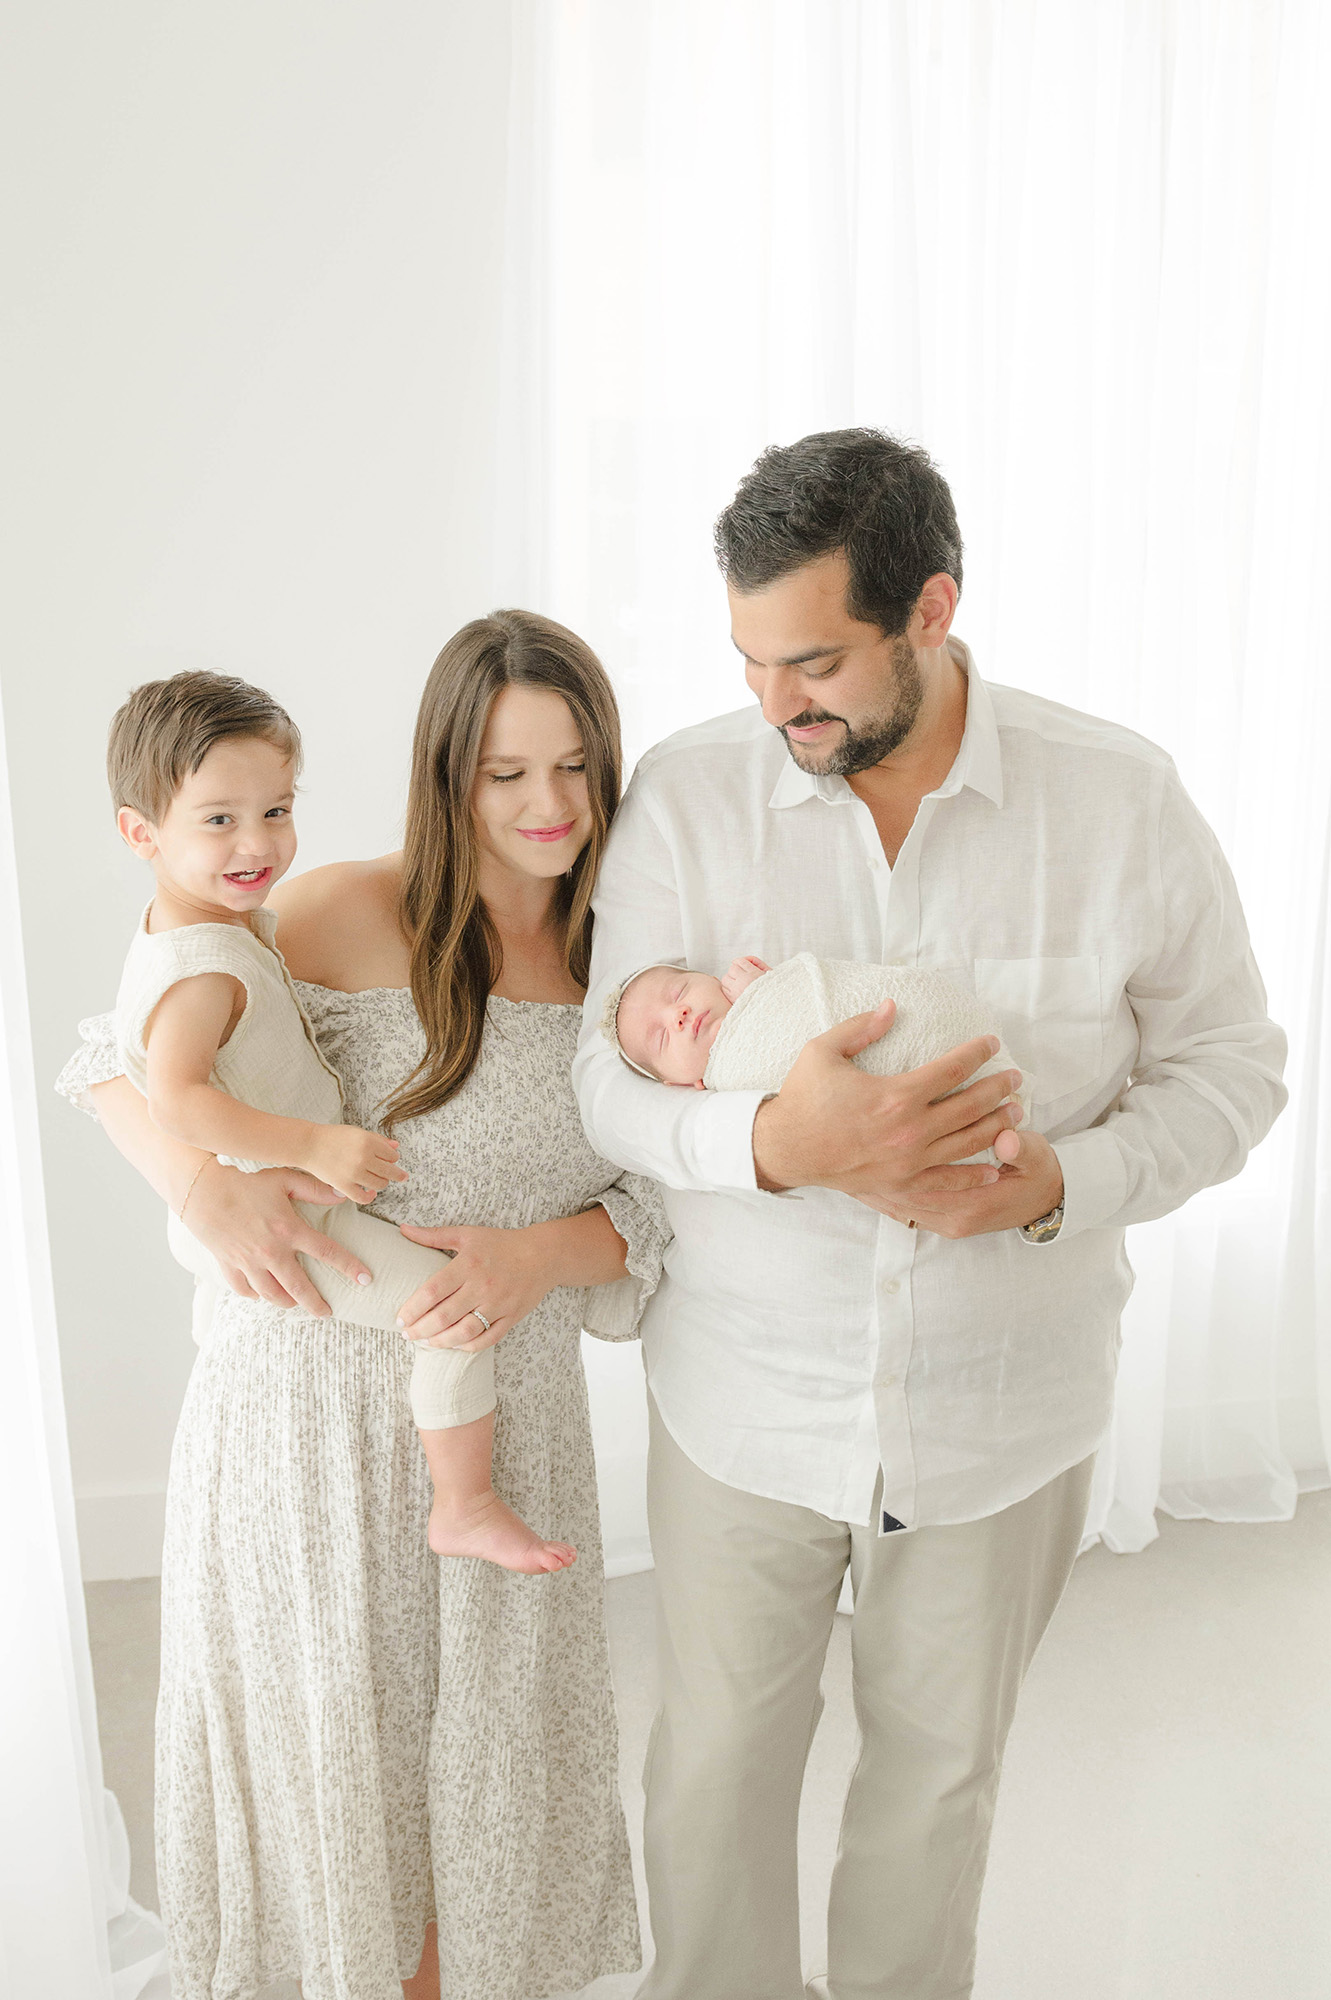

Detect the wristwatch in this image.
[1019,1199,1065,1244]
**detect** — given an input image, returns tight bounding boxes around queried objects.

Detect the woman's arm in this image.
[91,1072,214,1211]
[394,1205,630,1350]
[88,1074,375,1313]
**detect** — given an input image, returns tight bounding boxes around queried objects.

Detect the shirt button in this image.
[884,1279,901,1295]
[877,1372,897,1389]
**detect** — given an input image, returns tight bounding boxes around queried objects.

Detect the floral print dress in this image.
[59,986,666,2000]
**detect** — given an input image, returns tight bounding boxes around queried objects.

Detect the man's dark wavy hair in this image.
[714,427,964,637]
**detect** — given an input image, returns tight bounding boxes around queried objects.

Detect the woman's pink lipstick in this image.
[518,821,575,843]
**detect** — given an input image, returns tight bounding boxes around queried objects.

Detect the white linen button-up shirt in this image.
[573,642,1287,1530]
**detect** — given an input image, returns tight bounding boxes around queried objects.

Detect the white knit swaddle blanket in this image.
[703,953,1027,1152]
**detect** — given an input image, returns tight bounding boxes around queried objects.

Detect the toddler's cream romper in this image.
[115,905,491,1430]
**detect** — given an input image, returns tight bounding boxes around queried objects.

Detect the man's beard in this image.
[780,635,925,776]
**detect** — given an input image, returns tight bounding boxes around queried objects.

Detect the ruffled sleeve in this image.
[581,1170,670,1343]
[54,1012,124,1118]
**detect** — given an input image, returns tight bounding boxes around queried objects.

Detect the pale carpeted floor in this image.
[85,1493,1331,1999]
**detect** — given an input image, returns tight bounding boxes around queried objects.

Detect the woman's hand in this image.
[394,1223,557,1352]
[184,1159,373,1313]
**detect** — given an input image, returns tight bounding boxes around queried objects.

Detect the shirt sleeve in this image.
[1049,766,1288,1239]
[573,774,770,1195]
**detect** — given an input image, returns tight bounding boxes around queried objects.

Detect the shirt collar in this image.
[766,636,1004,812]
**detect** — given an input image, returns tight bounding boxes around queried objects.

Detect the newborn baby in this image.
[605,953,1028,1143]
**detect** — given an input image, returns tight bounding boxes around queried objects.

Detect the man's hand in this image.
[867,1126,1064,1239]
[184,1160,372,1313]
[752,1001,1024,1207]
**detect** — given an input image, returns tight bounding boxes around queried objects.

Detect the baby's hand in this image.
[720,955,770,1003]
[306,1123,406,1202]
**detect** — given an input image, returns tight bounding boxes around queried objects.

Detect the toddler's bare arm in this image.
[144,973,403,1202]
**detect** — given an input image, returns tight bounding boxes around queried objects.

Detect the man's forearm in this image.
[89,1076,211,1212]
[751,1098,792,1192]
[572,1037,766,1194]
[1053,1032,1287,1237]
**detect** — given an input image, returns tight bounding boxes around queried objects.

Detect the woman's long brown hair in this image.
[381,609,622,1130]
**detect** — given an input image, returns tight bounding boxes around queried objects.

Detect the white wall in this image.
[2,0,650,1580]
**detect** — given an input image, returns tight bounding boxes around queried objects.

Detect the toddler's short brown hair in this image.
[107,670,302,823]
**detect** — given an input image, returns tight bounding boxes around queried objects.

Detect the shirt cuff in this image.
[1045,1128,1129,1239]
[689,1088,772,1194]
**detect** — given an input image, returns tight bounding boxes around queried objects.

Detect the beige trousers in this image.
[639,1399,1094,2000]
[168,1199,494,1430]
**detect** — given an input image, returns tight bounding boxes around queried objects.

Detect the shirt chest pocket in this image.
[972,955,1103,1106]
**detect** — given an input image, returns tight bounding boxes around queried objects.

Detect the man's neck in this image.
[844,640,968,866]
[848,639,969,811]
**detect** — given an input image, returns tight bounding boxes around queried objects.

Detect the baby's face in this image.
[617,966,731,1086]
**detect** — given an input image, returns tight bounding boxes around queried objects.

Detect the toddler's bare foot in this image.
[428,1490,576,1574]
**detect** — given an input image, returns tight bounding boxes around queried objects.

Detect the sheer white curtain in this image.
[497,0,1331,1550]
[0,696,168,1995]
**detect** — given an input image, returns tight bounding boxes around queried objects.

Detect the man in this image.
[572,429,1286,2000]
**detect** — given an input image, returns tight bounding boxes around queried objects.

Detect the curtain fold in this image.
[0,690,168,1993]
[501,0,1331,1547]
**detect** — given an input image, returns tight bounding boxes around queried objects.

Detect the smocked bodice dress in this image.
[59,984,666,2000]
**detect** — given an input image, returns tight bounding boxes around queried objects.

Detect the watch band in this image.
[1019,1200,1065,1243]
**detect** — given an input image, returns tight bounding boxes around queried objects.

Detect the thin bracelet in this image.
[176,1157,213,1222]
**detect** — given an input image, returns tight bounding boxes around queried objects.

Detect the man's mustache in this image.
[782,708,848,733]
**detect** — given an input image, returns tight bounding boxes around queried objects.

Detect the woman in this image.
[59,611,664,1999]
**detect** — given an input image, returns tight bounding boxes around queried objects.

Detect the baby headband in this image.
[598,963,683,1081]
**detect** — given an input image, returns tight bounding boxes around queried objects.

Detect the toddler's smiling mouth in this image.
[224,867,272,889]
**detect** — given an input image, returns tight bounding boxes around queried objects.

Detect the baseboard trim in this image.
[604,1548,654,1579]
